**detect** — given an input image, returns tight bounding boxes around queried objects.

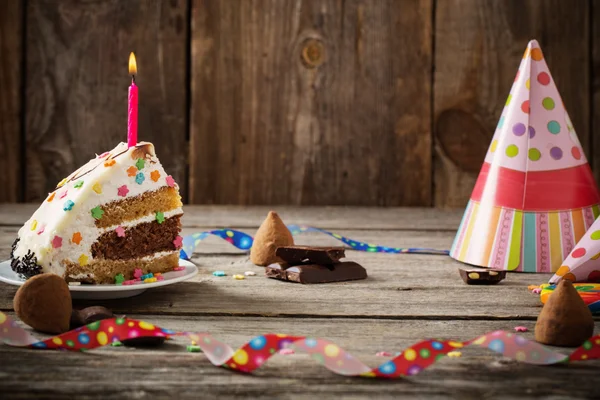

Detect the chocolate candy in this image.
[459,268,506,285]
[70,306,114,329]
[266,262,367,284]
[276,246,345,265]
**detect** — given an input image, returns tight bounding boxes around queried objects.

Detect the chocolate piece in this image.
[459,268,506,285]
[276,246,345,265]
[70,306,115,329]
[266,262,367,284]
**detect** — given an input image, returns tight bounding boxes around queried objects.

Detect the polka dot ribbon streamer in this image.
[2,312,598,378]
[179,225,449,260]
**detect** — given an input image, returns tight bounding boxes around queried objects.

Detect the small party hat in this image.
[451,40,600,273]
[550,221,600,283]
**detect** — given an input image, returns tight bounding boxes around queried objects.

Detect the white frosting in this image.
[13,142,182,277]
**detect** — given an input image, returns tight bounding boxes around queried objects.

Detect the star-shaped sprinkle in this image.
[72,232,82,245]
[127,166,137,177]
[135,158,145,170]
[173,235,183,248]
[92,182,102,194]
[155,211,165,224]
[57,178,67,188]
[47,192,56,202]
[74,180,84,188]
[117,185,129,197]
[115,226,125,237]
[59,189,68,199]
[114,273,125,285]
[165,175,176,188]
[78,254,89,266]
[52,236,63,249]
[91,206,104,220]
[133,268,143,279]
[150,170,160,182]
[30,220,37,231]
[97,151,110,159]
[104,159,116,167]
[135,172,145,185]
[63,200,75,211]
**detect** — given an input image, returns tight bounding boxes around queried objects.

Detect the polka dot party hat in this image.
[550,220,600,283]
[451,40,600,274]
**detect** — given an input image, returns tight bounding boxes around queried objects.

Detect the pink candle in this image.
[127,52,138,147]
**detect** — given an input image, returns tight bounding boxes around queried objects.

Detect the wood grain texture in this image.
[1,315,599,399]
[25,0,188,202]
[434,0,590,208]
[190,0,433,206]
[0,0,22,202]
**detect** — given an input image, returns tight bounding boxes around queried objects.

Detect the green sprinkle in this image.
[114,273,125,285]
[111,341,123,347]
[187,345,202,353]
[91,206,104,220]
[135,158,145,170]
[74,180,84,188]
[155,211,165,224]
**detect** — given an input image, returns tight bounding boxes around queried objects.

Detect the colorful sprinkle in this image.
[72,232,82,245]
[59,190,68,199]
[117,185,129,197]
[74,180,84,189]
[52,236,63,249]
[126,166,137,177]
[232,274,245,280]
[36,225,45,235]
[30,220,37,231]
[244,271,256,276]
[213,271,226,277]
[514,326,529,332]
[97,151,110,159]
[133,269,143,279]
[447,351,462,358]
[135,158,145,170]
[155,211,165,224]
[279,348,295,355]
[173,236,183,248]
[150,170,160,182]
[78,254,89,266]
[91,206,104,220]
[92,182,102,194]
[135,172,145,185]
[114,274,125,285]
[376,351,392,357]
[104,159,116,167]
[187,345,202,353]
[47,192,55,202]
[63,200,75,211]
[115,226,125,237]
[173,266,185,271]
[166,175,176,188]
[144,277,157,283]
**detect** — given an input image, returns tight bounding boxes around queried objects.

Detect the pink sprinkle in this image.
[157,276,165,281]
[376,351,392,357]
[173,235,183,248]
[279,348,295,355]
[173,266,185,271]
[123,280,139,285]
[133,268,143,279]
[97,151,110,159]
[52,235,63,249]
[115,226,125,237]
[135,278,142,281]
[36,225,45,235]
[532,288,542,294]
[166,175,176,188]
[59,189,68,199]
[117,185,129,197]
[514,326,528,332]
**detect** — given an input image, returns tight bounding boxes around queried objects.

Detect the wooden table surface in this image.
[1,205,599,399]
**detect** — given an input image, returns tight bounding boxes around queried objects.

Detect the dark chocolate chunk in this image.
[70,306,114,329]
[10,238,42,279]
[276,246,345,265]
[459,268,506,285]
[266,261,367,284]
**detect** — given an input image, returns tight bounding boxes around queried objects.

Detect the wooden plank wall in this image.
[0,0,595,207]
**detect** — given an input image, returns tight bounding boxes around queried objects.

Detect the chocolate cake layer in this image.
[92,215,181,260]
[96,186,182,228]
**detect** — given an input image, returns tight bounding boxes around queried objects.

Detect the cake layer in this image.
[96,186,182,228]
[92,215,182,260]
[65,252,179,284]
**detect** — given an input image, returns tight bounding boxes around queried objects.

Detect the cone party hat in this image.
[451,40,600,273]
[550,221,600,283]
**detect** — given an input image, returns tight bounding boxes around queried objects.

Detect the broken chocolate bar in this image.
[276,246,345,265]
[458,268,506,285]
[266,262,367,284]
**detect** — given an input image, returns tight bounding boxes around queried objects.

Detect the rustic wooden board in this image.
[1,315,599,398]
[0,204,464,229]
[25,0,189,202]
[190,0,433,206]
[0,0,23,202]
[433,0,591,208]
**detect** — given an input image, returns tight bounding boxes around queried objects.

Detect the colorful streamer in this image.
[2,312,598,378]
[180,225,449,260]
[539,283,600,314]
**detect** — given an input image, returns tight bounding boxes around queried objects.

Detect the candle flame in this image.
[128,52,137,76]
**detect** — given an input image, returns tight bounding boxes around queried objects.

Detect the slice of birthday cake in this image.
[10,142,183,284]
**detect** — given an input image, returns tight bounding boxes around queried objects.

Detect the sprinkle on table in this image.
[213,271,226,277]
[232,274,245,280]
[187,345,202,353]
[514,326,528,332]
[244,271,256,276]
[447,351,462,358]
[91,206,104,220]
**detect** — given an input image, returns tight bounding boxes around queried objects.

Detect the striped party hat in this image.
[451,40,600,273]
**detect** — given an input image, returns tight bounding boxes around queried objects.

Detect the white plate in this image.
[0,259,198,300]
